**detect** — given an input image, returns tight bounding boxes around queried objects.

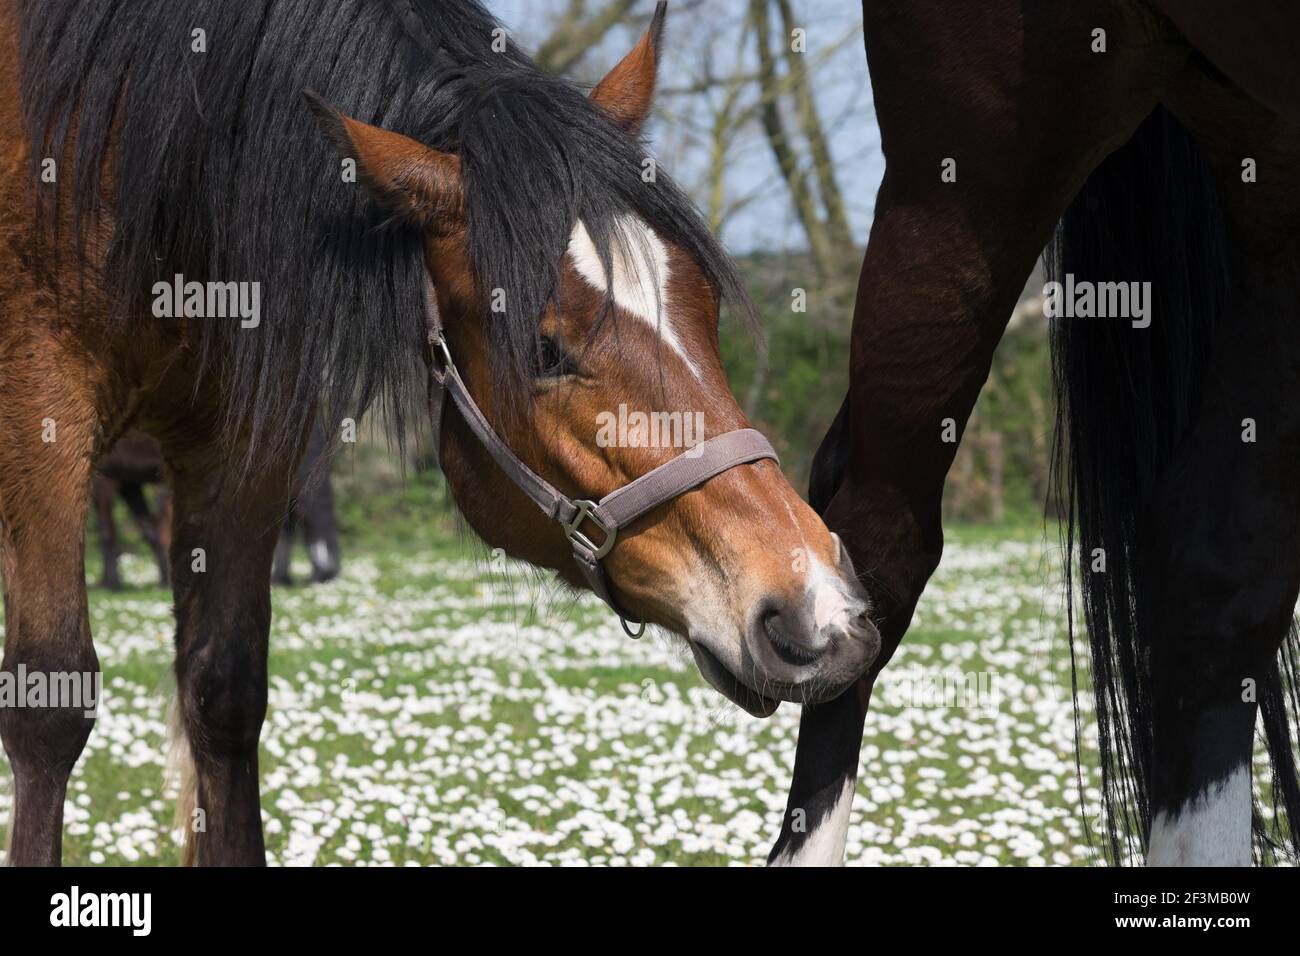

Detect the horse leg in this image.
[160,437,296,865]
[1142,277,1300,865]
[770,1,1187,864]
[92,475,123,590]
[1141,75,1300,866]
[302,478,341,583]
[156,488,173,588]
[0,352,101,866]
[291,423,339,583]
[121,482,169,588]
[271,511,296,586]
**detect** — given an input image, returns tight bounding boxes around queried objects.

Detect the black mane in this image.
[18,0,746,468]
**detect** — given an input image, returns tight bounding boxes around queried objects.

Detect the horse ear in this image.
[303,90,463,229]
[589,1,667,136]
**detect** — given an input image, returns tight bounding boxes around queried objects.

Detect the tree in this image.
[532,0,643,74]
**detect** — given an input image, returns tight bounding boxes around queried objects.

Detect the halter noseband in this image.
[423,281,778,638]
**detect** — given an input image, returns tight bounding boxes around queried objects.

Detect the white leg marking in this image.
[1147,765,1251,866]
[769,777,855,867]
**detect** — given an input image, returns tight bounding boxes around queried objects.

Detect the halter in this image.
[423,281,778,638]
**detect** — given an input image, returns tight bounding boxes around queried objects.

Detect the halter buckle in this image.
[563,500,617,559]
[429,333,454,379]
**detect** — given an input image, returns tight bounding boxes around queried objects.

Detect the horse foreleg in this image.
[0,350,101,866]
[92,475,123,590]
[155,487,173,588]
[121,482,170,588]
[302,479,341,584]
[160,438,296,865]
[271,510,296,586]
[769,0,1182,866]
[768,682,869,865]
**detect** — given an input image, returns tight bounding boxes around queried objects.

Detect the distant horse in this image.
[92,428,340,590]
[774,1,1300,866]
[92,432,172,591]
[0,0,877,865]
[271,425,342,586]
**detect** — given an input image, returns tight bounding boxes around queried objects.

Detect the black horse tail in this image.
[1047,105,1300,863]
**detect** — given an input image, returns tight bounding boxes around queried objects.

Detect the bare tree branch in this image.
[533,0,639,75]
[750,0,834,273]
[776,0,854,252]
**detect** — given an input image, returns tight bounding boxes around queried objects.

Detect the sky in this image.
[488,0,885,254]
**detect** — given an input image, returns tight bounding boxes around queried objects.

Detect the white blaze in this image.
[810,558,851,631]
[567,216,698,375]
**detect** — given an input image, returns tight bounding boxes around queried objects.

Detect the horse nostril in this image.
[758,602,822,668]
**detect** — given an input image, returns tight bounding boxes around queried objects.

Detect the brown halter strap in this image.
[423,280,778,637]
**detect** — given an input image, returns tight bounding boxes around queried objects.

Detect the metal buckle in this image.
[428,333,454,379]
[563,500,617,558]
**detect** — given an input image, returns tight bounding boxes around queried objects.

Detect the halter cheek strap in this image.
[423,282,778,637]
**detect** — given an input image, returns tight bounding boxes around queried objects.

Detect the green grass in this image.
[3,521,1139,866]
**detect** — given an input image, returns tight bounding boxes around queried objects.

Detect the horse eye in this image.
[533,335,577,379]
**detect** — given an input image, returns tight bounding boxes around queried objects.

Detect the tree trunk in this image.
[749,0,836,274]
[774,0,854,258]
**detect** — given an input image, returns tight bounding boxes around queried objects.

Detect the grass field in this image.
[3,522,1151,866]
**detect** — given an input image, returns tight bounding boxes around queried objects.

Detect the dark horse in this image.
[92,428,340,590]
[772,2,1300,865]
[92,432,172,590]
[271,425,342,586]
[0,1,877,865]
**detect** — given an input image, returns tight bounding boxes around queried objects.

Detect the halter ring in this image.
[563,500,617,558]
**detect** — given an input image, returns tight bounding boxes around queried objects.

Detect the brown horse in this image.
[92,432,172,590]
[0,0,877,865]
[773,1,1300,866]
